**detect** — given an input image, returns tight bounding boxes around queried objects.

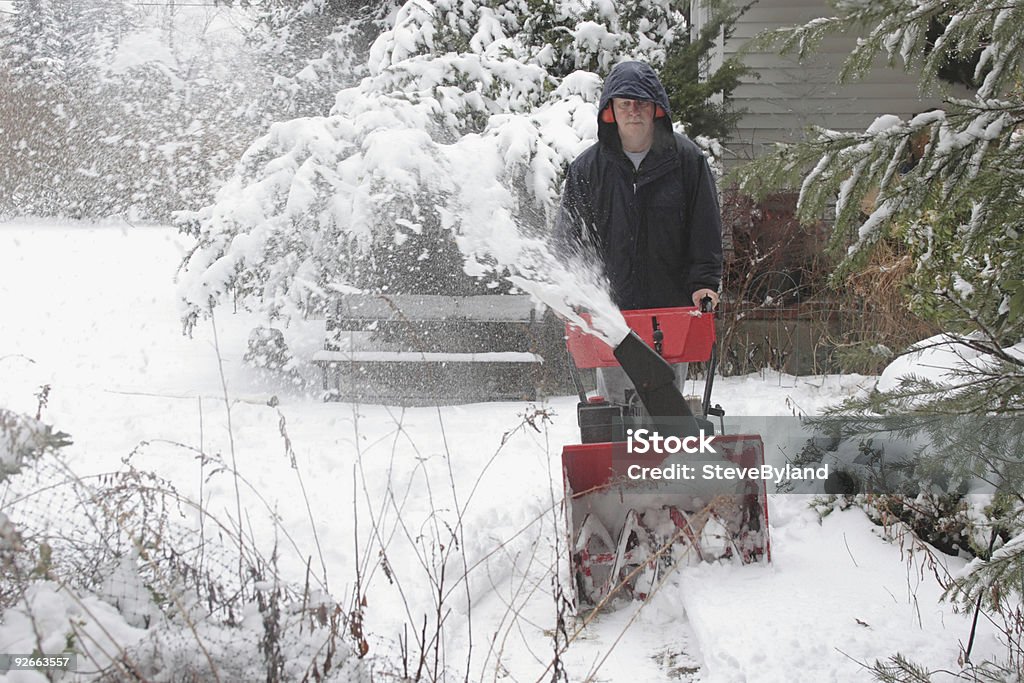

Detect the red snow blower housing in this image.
[562,304,770,606]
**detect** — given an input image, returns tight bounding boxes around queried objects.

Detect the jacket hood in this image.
[597,61,673,147]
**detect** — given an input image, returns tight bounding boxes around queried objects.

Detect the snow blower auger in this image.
[561,303,770,607]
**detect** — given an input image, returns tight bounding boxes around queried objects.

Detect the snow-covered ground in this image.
[0,221,1005,681]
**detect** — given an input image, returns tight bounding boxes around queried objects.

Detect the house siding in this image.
[721,0,956,166]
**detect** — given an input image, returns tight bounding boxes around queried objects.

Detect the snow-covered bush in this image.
[0,408,71,572]
[0,408,361,680]
[0,409,71,481]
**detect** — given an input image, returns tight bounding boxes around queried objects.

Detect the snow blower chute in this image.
[562,304,770,606]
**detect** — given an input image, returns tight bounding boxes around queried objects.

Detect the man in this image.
[556,61,724,400]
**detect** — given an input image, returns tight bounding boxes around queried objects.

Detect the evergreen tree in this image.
[660,0,754,139]
[0,0,86,215]
[735,0,1024,676]
[0,1,266,220]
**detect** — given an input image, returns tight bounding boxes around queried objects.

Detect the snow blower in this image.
[561,303,770,606]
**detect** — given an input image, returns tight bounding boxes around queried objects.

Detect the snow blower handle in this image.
[700,296,725,421]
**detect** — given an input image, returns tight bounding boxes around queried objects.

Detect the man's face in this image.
[612,98,656,152]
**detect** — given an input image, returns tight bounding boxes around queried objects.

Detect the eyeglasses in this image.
[612,99,655,113]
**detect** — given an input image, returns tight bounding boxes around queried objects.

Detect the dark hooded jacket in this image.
[555,61,723,310]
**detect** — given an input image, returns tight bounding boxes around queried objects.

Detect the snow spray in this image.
[441,135,629,345]
[456,220,629,346]
[507,257,629,347]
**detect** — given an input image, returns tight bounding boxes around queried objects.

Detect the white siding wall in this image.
[720,0,956,165]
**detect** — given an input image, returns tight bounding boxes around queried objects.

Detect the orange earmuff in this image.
[602,104,666,122]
